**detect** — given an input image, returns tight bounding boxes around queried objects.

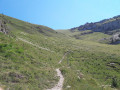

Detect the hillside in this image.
[0,14,120,90]
[58,15,120,44]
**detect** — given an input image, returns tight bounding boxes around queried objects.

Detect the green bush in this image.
[111,77,118,88]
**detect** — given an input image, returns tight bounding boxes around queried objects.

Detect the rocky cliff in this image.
[71,15,120,34]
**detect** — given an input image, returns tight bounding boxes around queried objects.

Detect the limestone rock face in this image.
[71,15,120,44]
[0,20,8,34]
[71,15,120,33]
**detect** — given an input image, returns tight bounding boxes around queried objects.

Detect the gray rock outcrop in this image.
[0,20,8,34]
[71,15,120,34]
[110,33,120,44]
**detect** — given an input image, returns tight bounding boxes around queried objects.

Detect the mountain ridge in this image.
[71,15,120,34]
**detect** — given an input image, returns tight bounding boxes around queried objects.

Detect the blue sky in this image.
[0,0,120,29]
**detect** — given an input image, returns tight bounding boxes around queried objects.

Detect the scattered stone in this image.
[67,85,71,88]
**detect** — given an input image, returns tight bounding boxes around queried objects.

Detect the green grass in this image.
[0,33,61,90]
[0,14,120,90]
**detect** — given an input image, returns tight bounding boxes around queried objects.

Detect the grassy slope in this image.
[0,15,65,89]
[57,30,120,90]
[0,14,120,90]
[58,29,111,42]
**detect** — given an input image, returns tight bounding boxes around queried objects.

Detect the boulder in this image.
[110,33,120,43]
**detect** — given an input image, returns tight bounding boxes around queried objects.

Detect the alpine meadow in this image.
[0,1,120,90]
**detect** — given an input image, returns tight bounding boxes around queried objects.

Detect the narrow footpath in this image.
[47,69,64,90]
[48,52,69,90]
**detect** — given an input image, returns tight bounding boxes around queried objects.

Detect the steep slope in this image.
[0,14,66,89]
[0,14,61,37]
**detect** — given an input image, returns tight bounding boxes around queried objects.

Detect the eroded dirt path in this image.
[47,68,64,90]
[48,52,70,90]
